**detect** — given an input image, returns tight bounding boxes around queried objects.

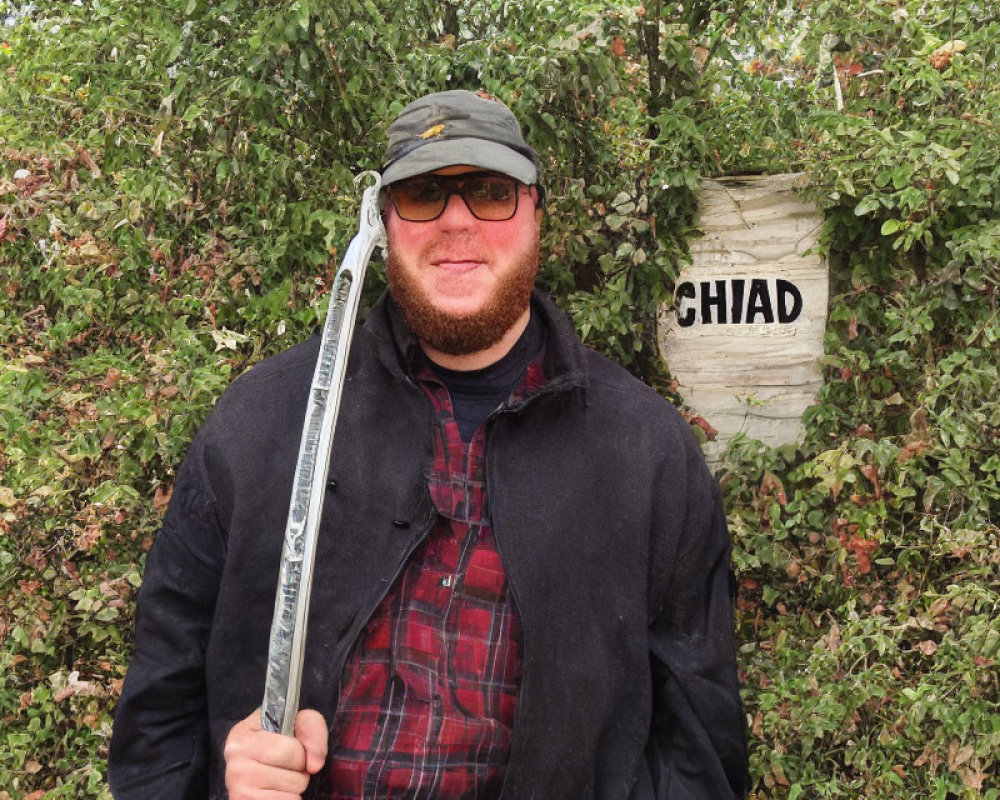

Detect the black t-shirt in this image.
[429,312,545,442]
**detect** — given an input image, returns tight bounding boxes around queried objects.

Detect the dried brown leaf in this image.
[916,639,938,656]
[153,482,174,513]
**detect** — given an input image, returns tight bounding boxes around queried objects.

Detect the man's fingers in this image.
[225,707,325,798]
[295,709,329,774]
[226,755,312,797]
[225,708,307,770]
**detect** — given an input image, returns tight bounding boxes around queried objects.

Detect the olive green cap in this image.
[382,90,539,185]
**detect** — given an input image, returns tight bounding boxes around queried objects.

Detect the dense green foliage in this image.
[1,0,997,797]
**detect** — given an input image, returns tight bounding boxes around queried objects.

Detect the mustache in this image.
[419,234,486,263]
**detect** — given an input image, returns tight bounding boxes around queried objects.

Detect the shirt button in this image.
[440,576,452,588]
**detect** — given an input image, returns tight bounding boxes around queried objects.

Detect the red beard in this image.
[386,240,539,356]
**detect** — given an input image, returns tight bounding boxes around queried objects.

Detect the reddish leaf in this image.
[679,409,718,440]
[916,640,938,656]
[153,482,174,513]
[898,439,929,462]
[760,471,788,506]
[859,464,882,498]
[99,367,122,390]
[845,536,878,574]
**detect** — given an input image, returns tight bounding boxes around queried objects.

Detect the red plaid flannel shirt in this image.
[321,355,547,799]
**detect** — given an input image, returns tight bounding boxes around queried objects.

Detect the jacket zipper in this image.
[485,388,559,800]
[483,423,524,800]
[485,376,580,799]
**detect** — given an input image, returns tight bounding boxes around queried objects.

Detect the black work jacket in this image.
[109,291,749,799]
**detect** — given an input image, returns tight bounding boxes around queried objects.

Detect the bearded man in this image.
[109,90,750,800]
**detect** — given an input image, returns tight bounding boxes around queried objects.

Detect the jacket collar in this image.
[364,289,589,396]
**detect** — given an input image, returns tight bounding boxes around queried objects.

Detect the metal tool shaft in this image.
[261,172,386,735]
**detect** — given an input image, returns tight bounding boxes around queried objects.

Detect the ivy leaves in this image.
[1,1,999,798]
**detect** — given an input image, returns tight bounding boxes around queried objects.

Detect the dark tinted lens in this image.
[464,177,517,220]
[391,179,447,221]
[389,175,519,221]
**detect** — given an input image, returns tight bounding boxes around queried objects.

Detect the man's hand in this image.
[224,707,328,799]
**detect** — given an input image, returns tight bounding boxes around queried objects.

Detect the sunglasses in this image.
[385,172,542,222]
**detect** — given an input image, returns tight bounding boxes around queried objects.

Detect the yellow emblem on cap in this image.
[418,124,446,139]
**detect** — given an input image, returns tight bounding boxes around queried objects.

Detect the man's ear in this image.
[381,205,397,237]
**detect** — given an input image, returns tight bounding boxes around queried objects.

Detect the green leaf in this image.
[854,196,881,216]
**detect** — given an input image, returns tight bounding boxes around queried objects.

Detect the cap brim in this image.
[382,138,538,185]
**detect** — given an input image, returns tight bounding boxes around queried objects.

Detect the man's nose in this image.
[436,191,475,227]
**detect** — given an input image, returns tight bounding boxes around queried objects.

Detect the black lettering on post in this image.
[676,282,696,327]
[746,279,774,323]
[777,279,803,323]
[730,279,746,324]
[701,279,727,324]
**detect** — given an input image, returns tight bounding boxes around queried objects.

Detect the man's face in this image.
[384,166,542,357]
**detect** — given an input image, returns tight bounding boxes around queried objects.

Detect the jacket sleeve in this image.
[108,439,226,800]
[632,456,750,800]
